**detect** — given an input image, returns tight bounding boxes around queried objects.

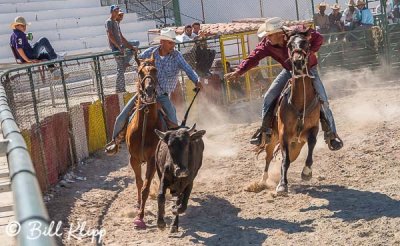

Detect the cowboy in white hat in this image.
[224,17,343,151]
[343,0,360,30]
[105,28,202,155]
[329,4,344,32]
[355,0,374,28]
[314,2,330,33]
[10,16,62,63]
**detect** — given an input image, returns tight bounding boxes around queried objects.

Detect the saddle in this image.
[127,102,178,131]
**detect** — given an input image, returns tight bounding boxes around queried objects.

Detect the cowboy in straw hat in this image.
[314,2,330,33]
[346,0,356,6]
[225,17,343,150]
[329,4,344,32]
[104,27,202,155]
[355,0,374,27]
[10,16,63,64]
[343,0,360,30]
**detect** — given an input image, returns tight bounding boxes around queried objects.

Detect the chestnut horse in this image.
[126,53,162,229]
[253,27,321,195]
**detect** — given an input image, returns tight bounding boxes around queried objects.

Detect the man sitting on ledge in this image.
[10,16,64,64]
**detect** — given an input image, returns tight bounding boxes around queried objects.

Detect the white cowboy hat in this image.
[331,3,341,10]
[346,0,356,6]
[356,0,366,6]
[10,16,31,29]
[257,17,284,38]
[153,28,180,43]
[316,2,329,8]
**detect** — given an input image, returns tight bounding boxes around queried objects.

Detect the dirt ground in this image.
[46,70,400,246]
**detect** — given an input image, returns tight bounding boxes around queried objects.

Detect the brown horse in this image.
[126,53,162,229]
[251,27,321,195]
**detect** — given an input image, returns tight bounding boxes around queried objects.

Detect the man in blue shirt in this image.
[355,0,374,28]
[104,28,201,155]
[10,16,62,63]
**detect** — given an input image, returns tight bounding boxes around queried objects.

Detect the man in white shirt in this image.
[176,25,197,43]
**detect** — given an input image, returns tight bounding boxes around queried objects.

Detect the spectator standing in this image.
[329,4,344,33]
[314,2,330,34]
[105,5,138,93]
[176,24,197,43]
[342,0,360,31]
[392,0,400,23]
[355,0,374,29]
[192,22,201,36]
[116,10,140,66]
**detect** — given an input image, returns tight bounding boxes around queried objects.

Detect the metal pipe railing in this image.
[0,77,56,245]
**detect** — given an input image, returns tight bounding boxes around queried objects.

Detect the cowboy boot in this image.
[250,111,273,146]
[320,105,343,151]
[104,127,127,156]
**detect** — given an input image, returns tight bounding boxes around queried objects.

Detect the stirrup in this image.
[105,140,119,156]
[325,132,343,151]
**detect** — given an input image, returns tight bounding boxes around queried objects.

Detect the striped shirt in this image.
[139,46,199,95]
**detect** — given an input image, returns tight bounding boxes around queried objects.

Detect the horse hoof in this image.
[133,217,146,230]
[157,220,166,230]
[170,226,178,233]
[276,184,288,195]
[301,172,312,181]
[301,166,312,181]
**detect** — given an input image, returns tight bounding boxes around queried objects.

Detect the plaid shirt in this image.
[139,46,199,95]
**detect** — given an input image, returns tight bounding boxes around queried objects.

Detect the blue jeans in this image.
[31,37,57,60]
[262,67,337,133]
[113,40,140,93]
[111,93,177,139]
[124,40,140,64]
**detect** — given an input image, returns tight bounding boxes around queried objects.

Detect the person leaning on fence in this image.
[314,2,330,34]
[329,4,344,33]
[224,17,343,151]
[192,22,201,36]
[116,9,140,66]
[391,0,400,23]
[176,24,197,43]
[104,28,202,156]
[105,5,138,93]
[342,0,360,31]
[10,16,64,64]
[355,0,374,29]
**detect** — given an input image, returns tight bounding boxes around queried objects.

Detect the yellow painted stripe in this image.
[21,129,31,154]
[87,100,107,153]
[123,92,135,105]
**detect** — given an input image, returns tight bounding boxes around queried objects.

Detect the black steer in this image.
[154,124,206,233]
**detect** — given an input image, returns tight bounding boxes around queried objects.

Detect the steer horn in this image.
[188,123,196,135]
[154,129,167,140]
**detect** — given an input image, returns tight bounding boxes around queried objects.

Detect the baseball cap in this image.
[110,5,120,13]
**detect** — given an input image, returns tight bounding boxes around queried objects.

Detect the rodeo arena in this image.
[1,0,400,245]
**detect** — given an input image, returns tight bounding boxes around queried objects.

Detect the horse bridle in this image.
[286,34,319,141]
[137,62,158,106]
[287,34,313,79]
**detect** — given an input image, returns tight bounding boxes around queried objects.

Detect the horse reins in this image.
[137,68,158,163]
[180,87,200,127]
[287,36,319,141]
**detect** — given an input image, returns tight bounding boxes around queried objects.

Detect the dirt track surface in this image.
[46,77,400,245]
